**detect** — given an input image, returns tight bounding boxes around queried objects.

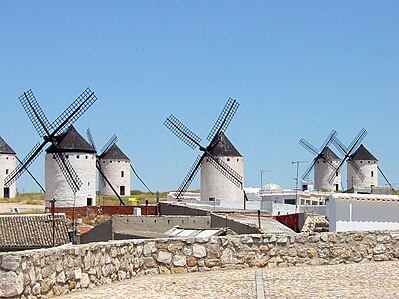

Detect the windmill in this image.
[330,128,369,190]
[86,129,126,205]
[299,130,341,191]
[4,88,97,206]
[164,98,248,206]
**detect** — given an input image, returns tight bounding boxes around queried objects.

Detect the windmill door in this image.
[120,186,125,196]
[3,187,10,198]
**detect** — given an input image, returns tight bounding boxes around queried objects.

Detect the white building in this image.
[200,134,244,203]
[0,137,16,198]
[347,144,378,190]
[99,144,131,196]
[328,193,399,232]
[45,126,96,208]
[314,147,341,192]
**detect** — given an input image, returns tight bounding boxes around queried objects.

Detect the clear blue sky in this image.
[1,1,398,193]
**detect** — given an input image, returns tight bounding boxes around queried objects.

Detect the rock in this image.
[31,283,40,296]
[193,244,206,258]
[40,278,53,294]
[0,271,24,297]
[57,271,66,284]
[256,258,269,267]
[118,271,127,281]
[144,257,157,268]
[1,255,21,271]
[81,273,90,288]
[158,267,170,275]
[182,247,192,256]
[204,259,219,267]
[277,236,288,244]
[143,242,156,256]
[187,257,197,267]
[259,245,269,252]
[171,267,188,274]
[157,251,172,264]
[173,255,186,267]
[220,248,234,265]
[168,243,183,252]
[307,248,318,259]
[373,244,386,254]
[241,236,253,244]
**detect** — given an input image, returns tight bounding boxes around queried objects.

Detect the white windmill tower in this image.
[45,125,97,207]
[347,144,378,190]
[98,143,131,197]
[165,98,248,206]
[299,130,342,192]
[0,137,17,198]
[200,133,244,202]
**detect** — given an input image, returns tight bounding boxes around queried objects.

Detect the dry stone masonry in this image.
[1,230,399,298]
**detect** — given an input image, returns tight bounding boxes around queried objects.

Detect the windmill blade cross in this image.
[331,136,348,156]
[86,128,97,152]
[164,115,202,150]
[298,138,319,156]
[319,130,337,152]
[207,98,239,142]
[347,128,367,154]
[175,154,205,199]
[100,134,118,155]
[50,88,97,136]
[19,90,52,138]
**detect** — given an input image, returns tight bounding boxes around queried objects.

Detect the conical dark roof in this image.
[100,144,130,160]
[318,147,339,161]
[0,137,16,155]
[209,133,242,157]
[46,126,96,154]
[350,144,378,161]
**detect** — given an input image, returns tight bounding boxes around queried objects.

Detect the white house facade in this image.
[45,126,96,208]
[200,133,244,203]
[328,193,399,232]
[314,147,341,192]
[347,144,378,190]
[0,137,17,198]
[99,144,131,196]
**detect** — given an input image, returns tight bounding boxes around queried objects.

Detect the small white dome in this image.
[261,183,283,192]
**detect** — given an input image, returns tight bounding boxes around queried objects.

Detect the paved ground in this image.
[59,260,399,299]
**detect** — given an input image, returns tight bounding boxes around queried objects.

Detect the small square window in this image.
[121,171,124,178]
[76,155,80,159]
[6,157,8,160]
[103,161,105,163]
[5,169,9,175]
[86,156,88,159]
[66,155,69,159]
[118,161,120,163]
[227,158,230,161]
[110,161,112,163]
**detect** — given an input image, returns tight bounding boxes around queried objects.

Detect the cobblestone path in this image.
[59,261,399,299]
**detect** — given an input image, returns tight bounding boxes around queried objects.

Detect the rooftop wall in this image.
[1,230,398,298]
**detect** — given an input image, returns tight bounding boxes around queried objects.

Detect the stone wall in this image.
[1,230,399,298]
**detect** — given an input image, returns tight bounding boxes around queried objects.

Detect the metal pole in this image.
[291,161,307,207]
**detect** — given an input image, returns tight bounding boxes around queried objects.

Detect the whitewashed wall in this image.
[347,160,378,189]
[314,159,341,191]
[328,194,399,232]
[0,154,16,198]
[200,156,244,202]
[99,159,131,196]
[45,152,96,207]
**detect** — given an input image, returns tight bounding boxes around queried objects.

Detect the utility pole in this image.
[291,161,308,207]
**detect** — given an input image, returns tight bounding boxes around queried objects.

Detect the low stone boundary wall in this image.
[1,230,398,298]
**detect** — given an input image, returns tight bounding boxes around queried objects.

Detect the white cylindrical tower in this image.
[0,137,17,198]
[200,134,244,203]
[347,144,378,190]
[314,147,341,191]
[99,144,131,196]
[45,126,96,208]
